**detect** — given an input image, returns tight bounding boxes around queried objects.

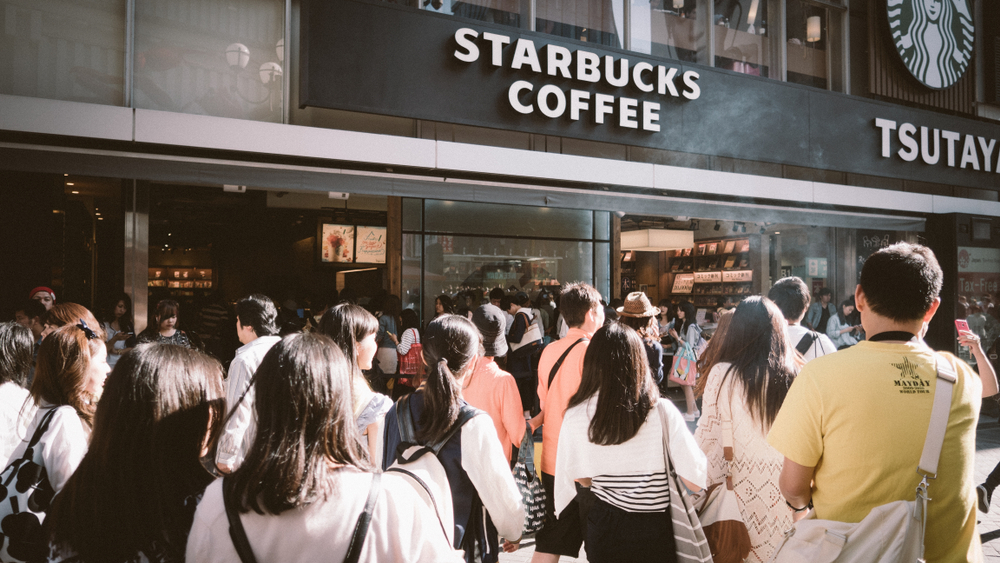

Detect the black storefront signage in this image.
[301,0,1000,192]
[876,118,999,174]
[452,28,701,132]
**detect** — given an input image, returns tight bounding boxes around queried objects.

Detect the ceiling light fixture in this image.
[714,221,721,231]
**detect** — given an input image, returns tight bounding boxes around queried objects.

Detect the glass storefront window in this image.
[629,0,705,63]
[424,200,596,240]
[714,0,774,78]
[537,0,625,49]
[402,233,423,314]
[0,0,126,104]
[420,0,525,29]
[402,197,422,231]
[422,235,593,321]
[134,0,284,121]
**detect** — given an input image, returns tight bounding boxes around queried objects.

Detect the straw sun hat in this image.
[617,291,659,318]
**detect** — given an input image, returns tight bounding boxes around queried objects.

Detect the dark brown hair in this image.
[155,299,180,325]
[859,243,942,322]
[708,297,796,431]
[31,324,103,426]
[695,309,734,398]
[0,322,33,387]
[559,282,603,328]
[47,344,225,561]
[417,314,480,445]
[319,303,378,390]
[230,333,370,515]
[568,323,659,446]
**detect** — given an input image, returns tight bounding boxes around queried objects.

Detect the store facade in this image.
[0,0,998,355]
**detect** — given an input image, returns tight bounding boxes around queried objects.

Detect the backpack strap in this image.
[428,404,479,454]
[795,331,819,356]
[344,472,382,563]
[548,338,588,389]
[384,466,452,542]
[223,476,258,563]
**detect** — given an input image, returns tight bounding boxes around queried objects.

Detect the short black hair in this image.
[0,322,33,386]
[859,243,942,322]
[236,294,279,337]
[17,299,46,320]
[817,287,833,298]
[489,288,505,301]
[767,277,811,322]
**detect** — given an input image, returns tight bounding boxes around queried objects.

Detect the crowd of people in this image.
[0,242,996,562]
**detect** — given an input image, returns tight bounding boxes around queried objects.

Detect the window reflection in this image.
[0,0,126,105]
[786,0,827,89]
[630,0,703,62]
[134,0,284,121]
[714,0,773,78]
[420,0,524,28]
[537,0,624,49]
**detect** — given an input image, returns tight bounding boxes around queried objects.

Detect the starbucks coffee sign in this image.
[887,0,974,89]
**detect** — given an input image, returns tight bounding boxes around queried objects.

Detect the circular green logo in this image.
[887,0,974,89]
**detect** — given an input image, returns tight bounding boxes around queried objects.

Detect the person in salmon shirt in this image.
[464,304,525,466]
[529,282,605,563]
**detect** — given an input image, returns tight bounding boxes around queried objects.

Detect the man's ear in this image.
[923,297,942,323]
[854,284,865,311]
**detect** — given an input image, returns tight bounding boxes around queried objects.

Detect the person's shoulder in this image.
[191,478,226,523]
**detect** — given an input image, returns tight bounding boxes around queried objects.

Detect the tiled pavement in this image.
[501,403,1000,562]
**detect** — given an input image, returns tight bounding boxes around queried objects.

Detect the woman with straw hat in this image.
[617,292,664,387]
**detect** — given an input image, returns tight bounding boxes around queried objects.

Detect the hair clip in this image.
[76,319,98,341]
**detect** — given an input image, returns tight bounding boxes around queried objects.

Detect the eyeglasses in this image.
[76,319,99,341]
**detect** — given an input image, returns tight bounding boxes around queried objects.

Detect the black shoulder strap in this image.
[796,331,818,355]
[395,394,416,445]
[548,338,588,389]
[344,472,382,563]
[2,407,58,488]
[384,466,452,542]
[223,476,258,563]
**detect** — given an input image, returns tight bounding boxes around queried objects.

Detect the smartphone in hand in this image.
[955,319,970,333]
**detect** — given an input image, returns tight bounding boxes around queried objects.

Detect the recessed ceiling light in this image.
[98,217,104,221]
[71,191,80,194]
[95,213,101,216]
[774,231,781,235]
[63,173,69,177]
[66,182,74,186]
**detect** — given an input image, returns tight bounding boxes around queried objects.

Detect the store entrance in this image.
[146,184,389,362]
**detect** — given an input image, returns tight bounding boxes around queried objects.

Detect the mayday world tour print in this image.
[887,0,974,90]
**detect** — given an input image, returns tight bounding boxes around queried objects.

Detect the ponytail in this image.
[416,315,480,445]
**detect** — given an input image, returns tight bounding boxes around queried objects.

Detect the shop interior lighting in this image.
[226,43,250,69]
[71,191,79,194]
[621,229,694,252]
[807,16,821,42]
[673,0,684,8]
[714,221,722,231]
[66,182,74,186]
[732,223,739,232]
[689,220,699,231]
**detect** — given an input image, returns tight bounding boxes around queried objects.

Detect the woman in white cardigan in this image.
[555,322,706,563]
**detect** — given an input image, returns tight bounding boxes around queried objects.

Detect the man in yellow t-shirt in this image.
[768,243,993,563]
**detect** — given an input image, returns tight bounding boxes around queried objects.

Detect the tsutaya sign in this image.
[875,118,999,174]
[453,28,701,132]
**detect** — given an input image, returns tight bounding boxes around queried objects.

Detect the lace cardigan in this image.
[694,362,793,563]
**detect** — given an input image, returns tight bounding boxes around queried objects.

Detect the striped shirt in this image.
[592,472,671,512]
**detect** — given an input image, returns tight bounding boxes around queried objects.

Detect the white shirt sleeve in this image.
[460,414,525,541]
[217,356,255,467]
[41,408,90,494]
[660,399,708,489]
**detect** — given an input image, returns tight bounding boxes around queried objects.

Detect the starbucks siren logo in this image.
[887,0,973,89]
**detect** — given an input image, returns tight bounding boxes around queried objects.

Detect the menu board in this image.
[672,274,695,293]
[321,224,355,263]
[356,226,387,264]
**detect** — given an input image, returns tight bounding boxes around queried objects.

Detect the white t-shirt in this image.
[787,324,837,363]
[554,397,707,516]
[5,404,89,494]
[185,467,463,563]
[0,382,32,464]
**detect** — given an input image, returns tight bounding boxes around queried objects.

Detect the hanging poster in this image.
[357,226,387,264]
[321,224,355,263]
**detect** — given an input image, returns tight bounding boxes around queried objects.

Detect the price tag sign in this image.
[722,270,753,282]
[694,271,722,283]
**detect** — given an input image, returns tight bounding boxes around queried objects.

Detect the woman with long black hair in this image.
[379,315,524,563]
[186,333,460,562]
[693,296,798,562]
[826,297,861,349]
[554,322,706,563]
[47,343,224,562]
[101,293,134,371]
